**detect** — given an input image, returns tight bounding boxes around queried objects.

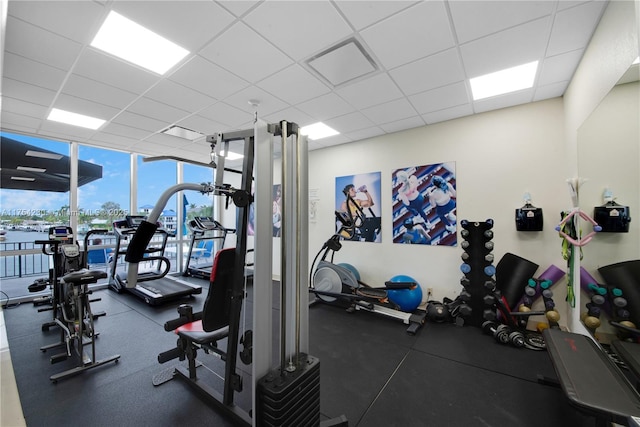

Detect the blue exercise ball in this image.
[337,263,360,281]
[387,275,423,312]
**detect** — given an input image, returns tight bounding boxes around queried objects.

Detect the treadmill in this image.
[109,215,202,305]
[183,216,234,279]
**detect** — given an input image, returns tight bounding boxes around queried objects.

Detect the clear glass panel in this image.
[136,157,178,271]
[77,145,130,274]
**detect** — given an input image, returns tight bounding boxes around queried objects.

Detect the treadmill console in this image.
[49,226,74,242]
[126,215,147,228]
[193,216,223,231]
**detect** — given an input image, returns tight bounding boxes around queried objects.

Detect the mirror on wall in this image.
[577,58,640,336]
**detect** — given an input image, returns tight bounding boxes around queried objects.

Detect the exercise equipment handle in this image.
[383,281,416,289]
[164,311,203,332]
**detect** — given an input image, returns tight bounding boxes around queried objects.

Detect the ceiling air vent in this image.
[305,37,379,88]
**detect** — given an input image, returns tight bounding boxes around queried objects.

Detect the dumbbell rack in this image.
[457,219,497,327]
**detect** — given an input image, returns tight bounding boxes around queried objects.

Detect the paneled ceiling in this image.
[1,1,608,168]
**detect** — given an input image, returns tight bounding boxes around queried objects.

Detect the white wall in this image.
[308,98,572,317]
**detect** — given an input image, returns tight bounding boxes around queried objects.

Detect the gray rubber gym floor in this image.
[3,278,596,427]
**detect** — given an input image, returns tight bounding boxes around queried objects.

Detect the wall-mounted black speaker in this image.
[594,201,631,232]
[515,204,543,231]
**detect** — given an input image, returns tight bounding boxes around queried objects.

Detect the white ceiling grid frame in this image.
[333,1,420,31]
[198,22,293,83]
[243,1,353,61]
[389,48,466,96]
[4,16,83,71]
[448,1,557,43]
[0,0,611,167]
[335,73,405,110]
[62,74,139,110]
[169,56,250,100]
[359,1,456,70]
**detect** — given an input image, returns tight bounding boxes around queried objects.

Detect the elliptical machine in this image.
[309,196,427,335]
[34,226,120,382]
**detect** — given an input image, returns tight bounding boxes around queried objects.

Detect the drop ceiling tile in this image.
[3,53,67,91]
[296,93,355,121]
[379,116,426,134]
[361,98,418,125]
[473,89,534,113]
[2,78,57,107]
[74,49,160,94]
[449,1,556,44]
[1,97,48,119]
[312,134,352,147]
[63,74,138,109]
[145,132,190,148]
[54,93,121,122]
[91,131,140,148]
[112,1,235,52]
[0,111,42,131]
[144,80,215,114]
[263,107,314,128]
[533,81,568,101]
[360,1,455,69]
[223,86,289,116]
[547,1,607,56]
[218,1,261,17]
[39,121,97,141]
[128,97,191,124]
[244,1,352,61]
[5,17,83,71]
[112,111,168,133]
[176,115,230,136]
[324,112,375,134]
[258,64,331,105]
[422,104,474,125]
[7,0,104,42]
[102,122,154,140]
[343,126,387,143]
[460,17,551,77]
[198,102,254,128]
[334,1,418,31]
[170,56,249,100]
[336,73,403,110]
[538,49,584,86]
[199,22,293,83]
[390,48,465,96]
[409,82,469,115]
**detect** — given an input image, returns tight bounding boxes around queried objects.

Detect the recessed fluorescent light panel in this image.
[91,11,189,75]
[47,108,106,130]
[17,166,46,173]
[300,122,339,140]
[11,176,36,181]
[470,61,539,101]
[25,150,63,160]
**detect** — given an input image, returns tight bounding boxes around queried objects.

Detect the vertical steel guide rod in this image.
[280,121,290,373]
[294,126,301,367]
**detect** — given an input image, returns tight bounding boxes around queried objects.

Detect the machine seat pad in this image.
[176,320,229,344]
[62,269,108,286]
[543,328,640,420]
